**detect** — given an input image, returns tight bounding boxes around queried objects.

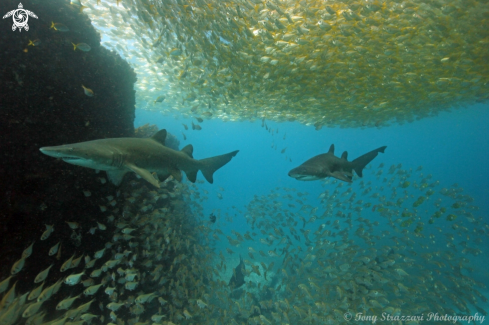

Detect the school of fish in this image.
[0,159,487,324]
[79,0,489,127]
[1,0,488,324]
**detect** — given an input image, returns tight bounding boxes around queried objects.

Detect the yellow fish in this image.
[82,85,94,97]
[28,39,41,46]
[50,22,69,32]
[72,43,91,52]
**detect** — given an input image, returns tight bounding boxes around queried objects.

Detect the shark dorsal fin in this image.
[151,129,167,145]
[341,151,348,159]
[328,144,335,154]
[181,144,193,158]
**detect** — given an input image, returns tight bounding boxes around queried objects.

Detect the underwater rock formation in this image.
[0,3,213,324]
[135,123,180,150]
[134,123,160,139]
[0,0,135,290]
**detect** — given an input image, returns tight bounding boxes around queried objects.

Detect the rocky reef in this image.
[0,0,135,298]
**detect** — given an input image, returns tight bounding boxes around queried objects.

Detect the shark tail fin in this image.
[352,146,387,177]
[199,150,239,184]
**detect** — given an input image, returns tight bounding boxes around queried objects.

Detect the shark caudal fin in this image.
[352,146,387,177]
[199,150,239,184]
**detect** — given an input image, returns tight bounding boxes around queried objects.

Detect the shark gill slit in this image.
[111,151,125,168]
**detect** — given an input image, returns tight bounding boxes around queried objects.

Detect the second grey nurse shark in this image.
[289,144,386,183]
[40,129,239,188]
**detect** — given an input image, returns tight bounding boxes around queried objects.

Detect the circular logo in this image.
[13,9,28,28]
[344,312,353,321]
[3,3,38,32]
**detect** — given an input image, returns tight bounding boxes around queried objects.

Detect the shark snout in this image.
[39,146,75,159]
[288,169,306,180]
[40,147,59,158]
[288,169,298,178]
[288,167,322,181]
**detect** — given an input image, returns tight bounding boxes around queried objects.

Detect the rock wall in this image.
[0,0,136,277]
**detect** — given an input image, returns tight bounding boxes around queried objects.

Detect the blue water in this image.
[135,104,489,314]
[135,103,489,224]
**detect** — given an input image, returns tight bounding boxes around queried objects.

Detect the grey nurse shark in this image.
[289,144,386,183]
[40,129,239,188]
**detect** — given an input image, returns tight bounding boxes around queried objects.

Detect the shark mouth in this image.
[291,174,320,181]
[62,157,81,161]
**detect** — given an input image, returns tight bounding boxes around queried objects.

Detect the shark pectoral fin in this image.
[106,170,128,186]
[330,171,353,183]
[185,170,198,183]
[169,167,182,182]
[126,164,160,188]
